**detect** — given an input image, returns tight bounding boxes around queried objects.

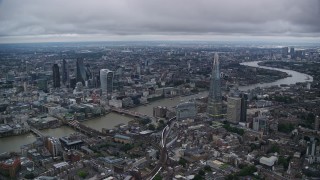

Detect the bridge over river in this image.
[110,107,157,122]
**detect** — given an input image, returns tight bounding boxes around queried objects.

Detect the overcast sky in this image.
[0,0,319,43]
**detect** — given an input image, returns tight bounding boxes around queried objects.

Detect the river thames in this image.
[0,61,313,153]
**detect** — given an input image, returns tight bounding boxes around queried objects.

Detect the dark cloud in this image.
[0,0,319,42]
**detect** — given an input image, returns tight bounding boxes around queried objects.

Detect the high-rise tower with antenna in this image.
[207,53,222,118]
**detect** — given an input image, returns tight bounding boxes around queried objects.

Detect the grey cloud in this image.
[0,0,319,42]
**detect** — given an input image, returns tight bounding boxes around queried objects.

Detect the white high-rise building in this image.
[100,69,114,95]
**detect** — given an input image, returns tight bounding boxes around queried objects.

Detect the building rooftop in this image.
[99,156,123,164]
[259,156,278,167]
[60,136,83,145]
[53,161,69,169]
[114,134,131,140]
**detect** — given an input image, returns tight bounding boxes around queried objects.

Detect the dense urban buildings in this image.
[0,42,319,179]
[1,0,320,178]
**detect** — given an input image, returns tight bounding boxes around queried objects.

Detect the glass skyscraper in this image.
[100,69,114,95]
[62,59,68,85]
[52,64,60,88]
[76,58,86,85]
[207,53,223,118]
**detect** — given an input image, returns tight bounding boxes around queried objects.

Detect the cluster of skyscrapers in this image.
[52,52,248,123]
[51,59,114,95]
[282,46,305,59]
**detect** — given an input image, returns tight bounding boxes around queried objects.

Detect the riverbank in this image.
[258,61,318,82]
[234,62,290,86]
[239,61,313,91]
[0,61,314,153]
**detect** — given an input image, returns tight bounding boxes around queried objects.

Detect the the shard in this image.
[207,53,222,118]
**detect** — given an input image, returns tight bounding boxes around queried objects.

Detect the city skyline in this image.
[0,0,320,179]
[0,42,319,179]
[0,0,320,43]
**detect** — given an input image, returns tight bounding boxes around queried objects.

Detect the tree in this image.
[120,144,134,152]
[78,170,88,179]
[178,158,187,167]
[154,174,162,180]
[278,156,292,170]
[306,113,315,125]
[198,169,205,176]
[204,165,212,172]
[193,174,204,180]
[24,173,35,179]
[267,144,280,154]
[226,165,257,179]
[237,165,257,176]
[278,123,294,133]
[140,118,151,125]
[148,124,156,130]
[223,123,244,136]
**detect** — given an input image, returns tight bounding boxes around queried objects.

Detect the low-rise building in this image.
[114,134,132,144]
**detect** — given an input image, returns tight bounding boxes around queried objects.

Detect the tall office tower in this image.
[207,53,223,118]
[95,74,101,88]
[227,97,242,124]
[52,64,60,88]
[100,69,114,95]
[240,93,248,122]
[85,64,92,79]
[282,47,288,58]
[315,116,319,131]
[62,59,68,85]
[290,47,295,58]
[76,58,86,85]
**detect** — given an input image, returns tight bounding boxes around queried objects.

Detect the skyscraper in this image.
[52,64,60,88]
[85,64,92,80]
[76,58,86,85]
[227,97,241,124]
[62,59,68,85]
[100,69,114,95]
[207,53,223,118]
[282,47,288,58]
[240,93,248,122]
[290,47,295,58]
[315,116,319,131]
